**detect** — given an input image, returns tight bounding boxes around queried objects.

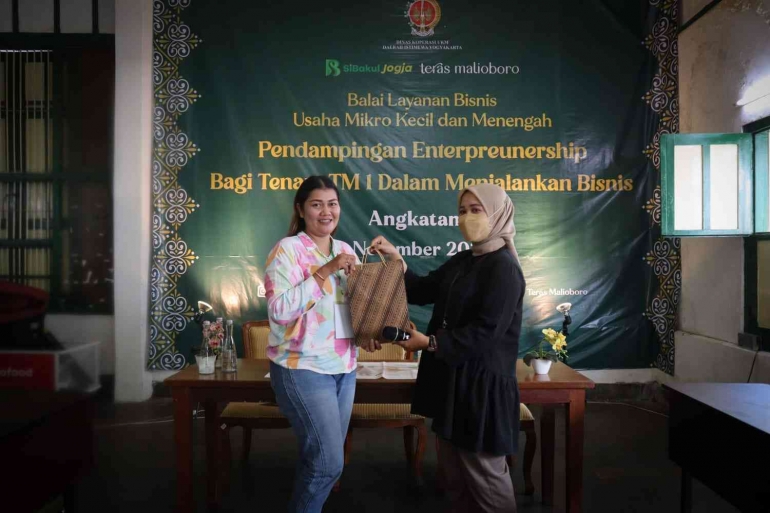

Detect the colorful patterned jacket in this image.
[264,232,358,373]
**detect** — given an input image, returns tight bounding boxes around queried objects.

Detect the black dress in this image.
[405,246,525,456]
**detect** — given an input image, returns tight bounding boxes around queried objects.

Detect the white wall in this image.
[749,352,770,383]
[677,2,770,383]
[578,368,672,385]
[679,237,743,345]
[675,332,756,382]
[44,0,165,399]
[682,0,718,26]
[112,0,157,402]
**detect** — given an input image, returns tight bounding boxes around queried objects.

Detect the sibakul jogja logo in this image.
[325,59,413,77]
[406,0,441,37]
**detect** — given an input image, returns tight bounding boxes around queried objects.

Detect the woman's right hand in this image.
[321,252,357,277]
[369,236,401,260]
[360,339,381,353]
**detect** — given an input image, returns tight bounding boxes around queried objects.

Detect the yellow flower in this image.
[542,328,558,343]
[544,330,567,352]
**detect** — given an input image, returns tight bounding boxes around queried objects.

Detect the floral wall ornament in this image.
[147,0,202,370]
[642,0,681,375]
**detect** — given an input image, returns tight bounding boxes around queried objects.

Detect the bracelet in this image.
[427,335,437,352]
[313,270,328,282]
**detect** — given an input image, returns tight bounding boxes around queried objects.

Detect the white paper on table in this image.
[356,362,384,379]
[334,303,355,339]
[264,373,270,378]
[383,361,419,380]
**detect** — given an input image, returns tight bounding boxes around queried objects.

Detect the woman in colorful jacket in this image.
[264,175,361,512]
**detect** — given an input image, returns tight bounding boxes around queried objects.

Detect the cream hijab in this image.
[458,183,519,264]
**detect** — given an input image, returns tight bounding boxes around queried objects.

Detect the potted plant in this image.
[523,328,568,374]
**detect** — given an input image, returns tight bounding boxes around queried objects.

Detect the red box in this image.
[0,342,100,392]
[0,353,56,390]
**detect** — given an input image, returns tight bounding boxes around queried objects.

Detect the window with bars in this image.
[0,50,54,293]
[0,42,114,313]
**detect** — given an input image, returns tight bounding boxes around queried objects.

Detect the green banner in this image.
[149,0,681,372]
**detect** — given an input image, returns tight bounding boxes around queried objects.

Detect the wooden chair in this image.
[336,343,427,489]
[513,404,537,495]
[219,321,290,487]
[435,403,537,496]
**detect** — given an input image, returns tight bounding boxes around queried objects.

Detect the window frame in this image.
[746,119,770,234]
[0,33,115,314]
[744,116,770,350]
[661,132,754,237]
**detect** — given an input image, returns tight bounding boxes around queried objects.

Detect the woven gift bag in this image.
[346,250,410,346]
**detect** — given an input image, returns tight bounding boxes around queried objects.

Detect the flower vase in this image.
[532,358,552,375]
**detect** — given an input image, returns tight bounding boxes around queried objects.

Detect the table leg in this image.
[172,387,193,513]
[566,390,586,513]
[205,399,219,510]
[681,469,692,513]
[540,405,556,506]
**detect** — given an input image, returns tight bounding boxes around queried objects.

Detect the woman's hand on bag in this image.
[396,328,430,352]
[322,253,357,277]
[360,339,382,353]
[369,236,401,260]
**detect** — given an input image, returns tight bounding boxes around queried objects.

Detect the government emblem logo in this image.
[406,0,441,37]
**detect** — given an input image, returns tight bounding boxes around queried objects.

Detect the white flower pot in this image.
[532,358,552,375]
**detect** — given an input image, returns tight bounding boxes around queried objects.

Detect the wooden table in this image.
[519,360,595,512]
[664,382,770,512]
[165,359,594,513]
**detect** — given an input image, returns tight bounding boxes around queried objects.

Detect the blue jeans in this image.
[270,362,356,513]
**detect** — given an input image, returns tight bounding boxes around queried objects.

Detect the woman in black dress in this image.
[370,183,524,513]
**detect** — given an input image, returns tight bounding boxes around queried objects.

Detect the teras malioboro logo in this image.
[406,0,441,37]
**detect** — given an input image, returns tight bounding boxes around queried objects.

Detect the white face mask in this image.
[459,212,491,242]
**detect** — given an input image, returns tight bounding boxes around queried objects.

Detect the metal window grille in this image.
[0,50,54,292]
